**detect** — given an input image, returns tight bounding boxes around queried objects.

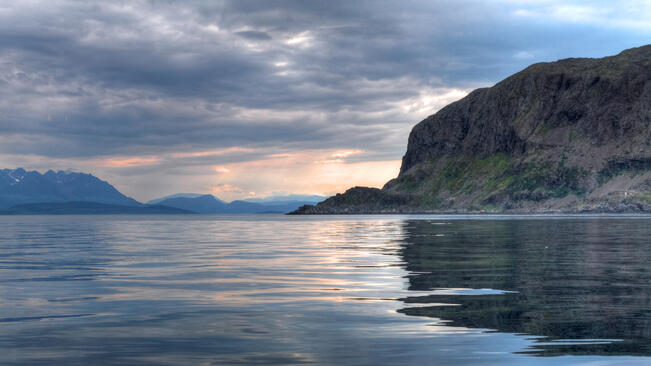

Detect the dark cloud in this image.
[0,0,649,198]
[235,30,272,40]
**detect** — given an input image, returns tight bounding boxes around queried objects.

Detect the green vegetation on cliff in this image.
[293,45,651,214]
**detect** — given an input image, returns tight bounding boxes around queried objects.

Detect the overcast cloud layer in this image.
[0,0,649,201]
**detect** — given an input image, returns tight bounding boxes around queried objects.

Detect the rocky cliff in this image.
[293,45,651,214]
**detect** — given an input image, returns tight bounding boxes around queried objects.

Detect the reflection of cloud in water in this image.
[2,216,651,364]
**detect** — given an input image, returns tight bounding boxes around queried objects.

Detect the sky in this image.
[0,0,649,201]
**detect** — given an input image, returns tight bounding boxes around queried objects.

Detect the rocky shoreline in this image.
[290,188,651,214]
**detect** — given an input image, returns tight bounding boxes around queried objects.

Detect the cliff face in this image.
[293,45,651,214]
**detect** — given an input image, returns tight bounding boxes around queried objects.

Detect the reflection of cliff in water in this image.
[396,219,651,356]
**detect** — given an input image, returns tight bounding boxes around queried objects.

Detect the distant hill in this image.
[243,194,325,204]
[146,193,226,205]
[294,45,651,214]
[0,201,194,215]
[0,168,326,215]
[154,195,228,213]
[0,168,141,209]
[152,194,324,214]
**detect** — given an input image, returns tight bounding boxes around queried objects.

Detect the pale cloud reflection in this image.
[202,219,407,306]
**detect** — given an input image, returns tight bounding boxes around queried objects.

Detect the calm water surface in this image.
[0,214,650,365]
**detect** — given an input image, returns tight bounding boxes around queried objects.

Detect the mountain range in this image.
[147,194,324,214]
[293,45,651,214]
[0,168,324,214]
[0,168,140,209]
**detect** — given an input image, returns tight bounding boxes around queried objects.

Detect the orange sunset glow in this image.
[206,150,401,200]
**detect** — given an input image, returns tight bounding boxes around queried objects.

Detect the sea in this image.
[1,214,650,365]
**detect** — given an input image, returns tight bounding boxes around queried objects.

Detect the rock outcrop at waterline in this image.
[292,45,651,214]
